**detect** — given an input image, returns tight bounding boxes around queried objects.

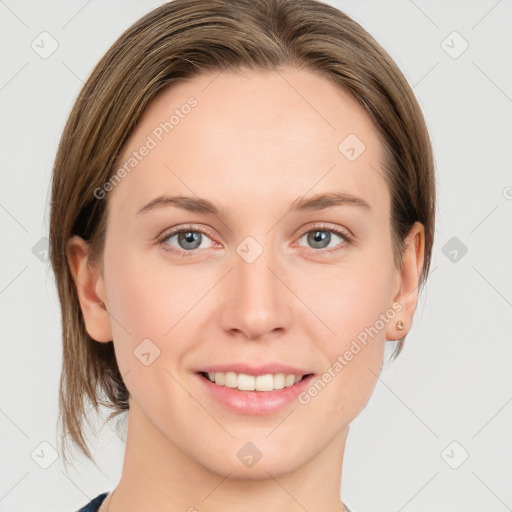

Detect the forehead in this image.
[109,68,388,220]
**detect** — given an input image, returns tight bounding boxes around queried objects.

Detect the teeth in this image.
[204,371,305,391]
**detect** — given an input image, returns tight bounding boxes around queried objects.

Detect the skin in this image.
[67,68,424,512]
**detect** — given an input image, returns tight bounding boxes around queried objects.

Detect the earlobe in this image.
[386,222,425,341]
[66,235,113,342]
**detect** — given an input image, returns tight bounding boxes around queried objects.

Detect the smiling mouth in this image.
[198,371,315,392]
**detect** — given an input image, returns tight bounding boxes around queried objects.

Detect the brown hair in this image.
[49,0,436,465]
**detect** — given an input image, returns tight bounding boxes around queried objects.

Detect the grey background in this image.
[1,0,511,511]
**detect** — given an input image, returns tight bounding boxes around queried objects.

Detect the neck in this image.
[108,400,348,512]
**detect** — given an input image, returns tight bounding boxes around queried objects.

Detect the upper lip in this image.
[197,363,314,376]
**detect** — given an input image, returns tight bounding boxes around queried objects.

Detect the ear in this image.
[66,235,112,342]
[386,221,425,341]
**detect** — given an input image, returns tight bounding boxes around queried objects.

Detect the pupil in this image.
[180,231,201,249]
[310,230,329,248]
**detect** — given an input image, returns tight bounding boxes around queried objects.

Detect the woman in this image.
[49,0,435,510]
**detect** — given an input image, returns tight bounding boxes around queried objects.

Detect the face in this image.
[82,68,412,478]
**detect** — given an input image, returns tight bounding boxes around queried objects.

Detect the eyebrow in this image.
[136,191,371,218]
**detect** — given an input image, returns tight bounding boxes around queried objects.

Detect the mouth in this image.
[198,371,315,392]
[196,368,316,415]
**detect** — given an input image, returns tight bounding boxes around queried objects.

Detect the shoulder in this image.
[75,492,109,512]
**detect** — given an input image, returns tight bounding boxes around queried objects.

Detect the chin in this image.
[202,456,306,481]
[186,436,315,481]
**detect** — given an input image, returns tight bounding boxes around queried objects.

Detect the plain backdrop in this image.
[1,1,511,511]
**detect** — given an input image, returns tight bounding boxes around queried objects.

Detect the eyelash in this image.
[156,223,353,257]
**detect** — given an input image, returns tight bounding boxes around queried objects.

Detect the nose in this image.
[219,238,292,341]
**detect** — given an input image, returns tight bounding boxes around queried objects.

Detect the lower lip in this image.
[196,373,315,415]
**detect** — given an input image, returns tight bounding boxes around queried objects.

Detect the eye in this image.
[296,224,352,253]
[157,225,217,256]
[157,223,353,257]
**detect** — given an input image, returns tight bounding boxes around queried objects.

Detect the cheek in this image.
[102,246,189,377]
[304,250,395,344]
[102,251,198,420]
[298,249,394,411]
[104,241,204,335]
